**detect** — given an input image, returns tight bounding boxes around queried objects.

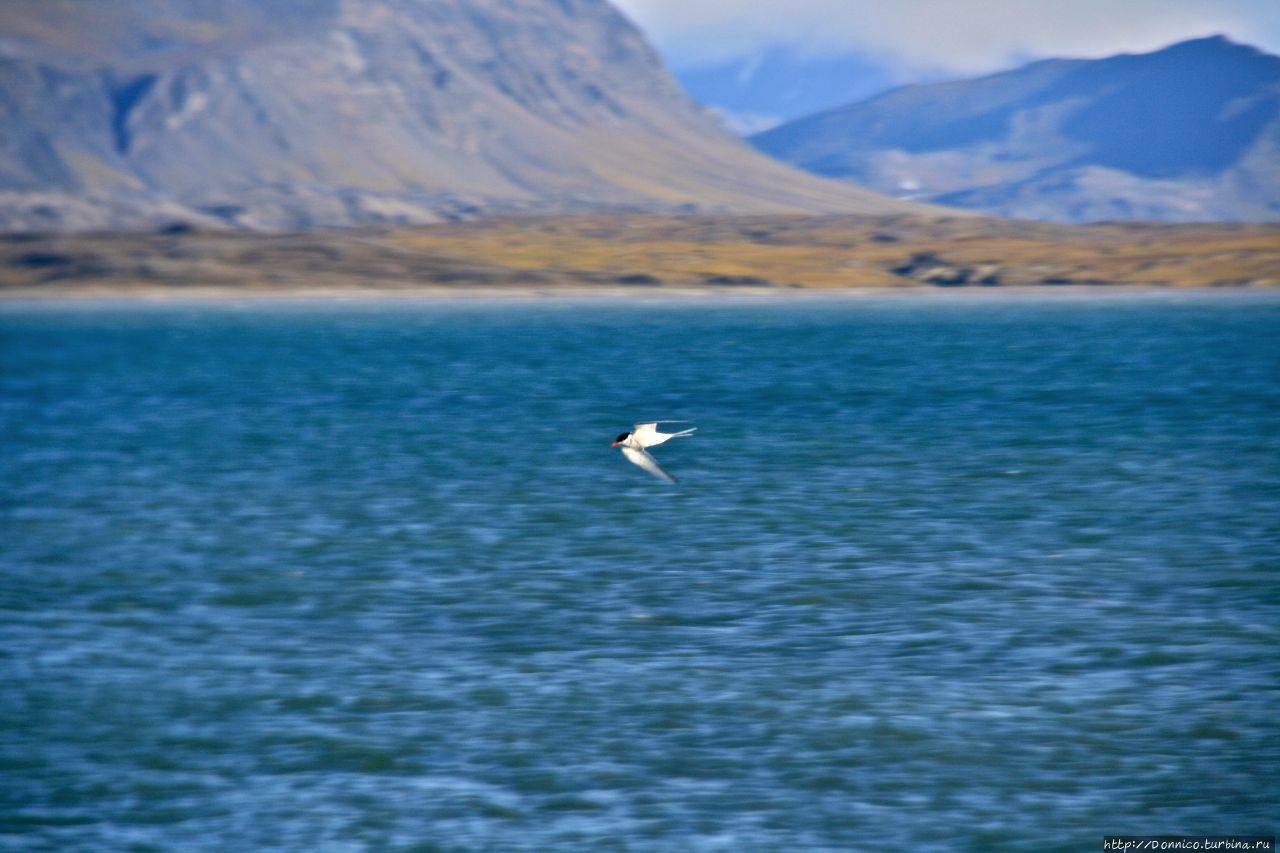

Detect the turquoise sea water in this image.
[2,294,1277,850]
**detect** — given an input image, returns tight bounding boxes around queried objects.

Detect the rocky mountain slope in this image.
[0,0,920,232]
[752,37,1280,223]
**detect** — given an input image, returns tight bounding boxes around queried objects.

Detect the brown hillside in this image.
[3,214,1277,295]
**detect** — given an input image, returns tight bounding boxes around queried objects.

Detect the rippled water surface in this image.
[2,294,1278,850]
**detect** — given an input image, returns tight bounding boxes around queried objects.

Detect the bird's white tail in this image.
[671,427,697,438]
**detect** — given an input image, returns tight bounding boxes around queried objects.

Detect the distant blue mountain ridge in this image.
[750,36,1280,223]
[673,47,900,134]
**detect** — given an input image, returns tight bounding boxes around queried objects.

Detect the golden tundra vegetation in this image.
[2,214,1278,295]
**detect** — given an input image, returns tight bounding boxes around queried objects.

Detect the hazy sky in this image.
[611,0,1280,77]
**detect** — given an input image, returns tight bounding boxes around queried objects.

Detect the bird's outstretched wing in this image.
[631,421,695,449]
[630,422,661,448]
[621,445,677,483]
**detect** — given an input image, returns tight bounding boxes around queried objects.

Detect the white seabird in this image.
[611,422,697,483]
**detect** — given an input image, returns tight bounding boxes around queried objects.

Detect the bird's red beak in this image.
[610,439,621,447]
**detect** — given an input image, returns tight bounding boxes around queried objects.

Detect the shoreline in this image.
[2,282,1276,306]
[6,214,1278,296]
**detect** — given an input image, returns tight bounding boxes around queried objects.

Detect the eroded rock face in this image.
[0,0,921,232]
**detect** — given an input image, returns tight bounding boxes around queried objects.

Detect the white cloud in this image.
[611,0,1280,77]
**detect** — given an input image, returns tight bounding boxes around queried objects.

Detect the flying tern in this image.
[611,422,697,483]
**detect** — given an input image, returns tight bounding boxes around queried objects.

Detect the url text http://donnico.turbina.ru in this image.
[1104,838,1275,852]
